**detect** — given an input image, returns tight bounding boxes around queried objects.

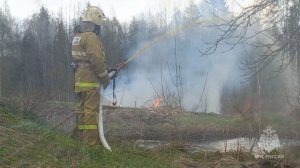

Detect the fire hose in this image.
[98,45,160,150]
[98,87,112,151]
[98,66,123,151]
[98,35,163,150]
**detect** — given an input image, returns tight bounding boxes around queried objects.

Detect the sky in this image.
[0,0,254,23]
[0,0,201,22]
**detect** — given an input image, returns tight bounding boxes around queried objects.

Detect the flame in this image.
[243,102,252,113]
[152,98,162,108]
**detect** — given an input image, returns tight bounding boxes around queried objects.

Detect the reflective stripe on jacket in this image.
[78,124,98,130]
[75,82,100,92]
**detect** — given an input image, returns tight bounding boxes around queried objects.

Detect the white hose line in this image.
[98,88,112,151]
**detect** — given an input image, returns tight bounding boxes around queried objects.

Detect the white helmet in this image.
[82,6,106,25]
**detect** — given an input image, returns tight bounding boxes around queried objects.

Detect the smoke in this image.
[103,21,245,113]
[102,2,292,115]
[176,26,243,113]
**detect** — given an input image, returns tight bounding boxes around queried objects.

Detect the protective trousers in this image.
[75,89,100,146]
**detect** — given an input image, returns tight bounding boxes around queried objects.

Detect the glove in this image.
[99,76,110,89]
[108,69,118,79]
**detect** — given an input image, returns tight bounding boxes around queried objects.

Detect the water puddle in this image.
[135,138,300,154]
[189,138,300,153]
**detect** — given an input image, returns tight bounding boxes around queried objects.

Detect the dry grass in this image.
[1,102,299,167]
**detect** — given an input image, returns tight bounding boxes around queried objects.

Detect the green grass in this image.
[1,104,299,167]
[0,106,182,168]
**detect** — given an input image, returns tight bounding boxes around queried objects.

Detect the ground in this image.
[0,103,299,167]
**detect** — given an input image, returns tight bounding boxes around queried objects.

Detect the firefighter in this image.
[72,6,109,146]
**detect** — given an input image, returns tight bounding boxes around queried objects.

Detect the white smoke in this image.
[104,23,244,113]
